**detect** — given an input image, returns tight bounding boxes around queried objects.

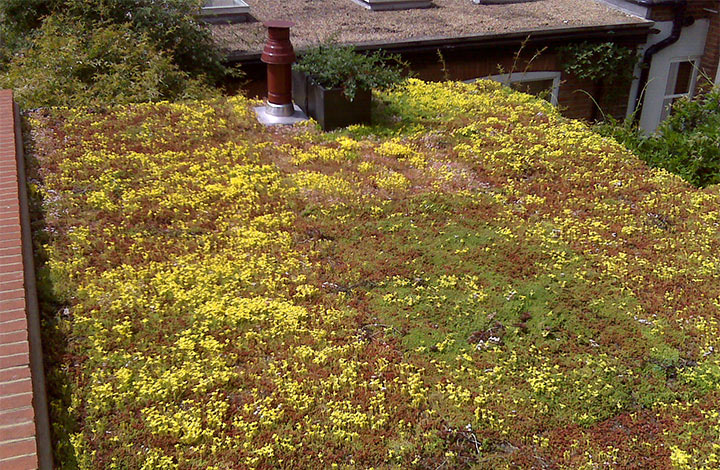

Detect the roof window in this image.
[200,0,250,23]
[350,0,433,11]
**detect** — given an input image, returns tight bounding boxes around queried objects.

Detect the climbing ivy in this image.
[560,41,639,86]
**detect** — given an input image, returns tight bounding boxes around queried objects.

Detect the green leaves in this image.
[0,0,226,107]
[294,43,407,101]
[0,17,217,108]
[560,41,638,86]
[596,88,720,188]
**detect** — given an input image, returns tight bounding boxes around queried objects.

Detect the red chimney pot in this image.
[261,21,296,65]
[261,20,296,114]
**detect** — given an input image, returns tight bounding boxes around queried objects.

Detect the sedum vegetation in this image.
[28,80,720,469]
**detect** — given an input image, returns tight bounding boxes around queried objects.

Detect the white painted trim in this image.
[638,18,710,133]
[625,43,645,121]
[201,0,249,16]
[658,56,701,121]
[473,71,561,105]
[664,56,701,97]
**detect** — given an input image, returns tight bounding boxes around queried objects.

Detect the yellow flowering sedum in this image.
[29,80,720,469]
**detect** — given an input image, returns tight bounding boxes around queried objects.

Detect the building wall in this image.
[649,0,719,90]
[648,0,716,21]
[402,46,632,121]
[637,18,710,131]
[700,8,720,86]
[601,0,717,130]
[236,38,643,123]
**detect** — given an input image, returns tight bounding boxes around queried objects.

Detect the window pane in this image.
[509,79,554,99]
[674,61,694,95]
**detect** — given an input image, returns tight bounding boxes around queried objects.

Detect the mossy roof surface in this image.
[211,0,647,55]
[29,80,720,469]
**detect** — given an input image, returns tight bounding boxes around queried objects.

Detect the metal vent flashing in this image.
[200,0,250,23]
[350,0,433,11]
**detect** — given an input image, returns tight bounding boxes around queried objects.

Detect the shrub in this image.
[0,17,217,108]
[1,0,225,81]
[593,116,645,154]
[560,41,638,88]
[294,43,406,101]
[595,88,720,188]
[0,0,58,53]
[66,0,224,79]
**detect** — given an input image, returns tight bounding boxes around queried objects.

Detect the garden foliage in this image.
[559,41,638,88]
[294,43,406,101]
[0,18,215,108]
[596,87,720,188]
[0,0,223,107]
[0,0,59,53]
[29,81,720,469]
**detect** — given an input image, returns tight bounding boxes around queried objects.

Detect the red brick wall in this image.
[700,8,720,89]
[403,45,634,121]
[0,90,43,470]
[649,0,716,21]
[238,34,647,123]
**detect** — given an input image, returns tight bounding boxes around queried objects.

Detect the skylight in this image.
[200,0,250,23]
[350,0,432,11]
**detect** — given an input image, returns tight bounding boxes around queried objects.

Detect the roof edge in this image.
[224,21,655,63]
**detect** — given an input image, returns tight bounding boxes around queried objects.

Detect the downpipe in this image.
[631,0,689,122]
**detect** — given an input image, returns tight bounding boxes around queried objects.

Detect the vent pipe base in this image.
[266,101,295,117]
[254,104,309,126]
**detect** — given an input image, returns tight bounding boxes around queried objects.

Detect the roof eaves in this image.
[224,21,655,63]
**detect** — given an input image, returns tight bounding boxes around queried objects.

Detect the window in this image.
[475,71,561,105]
[660,58,700,121]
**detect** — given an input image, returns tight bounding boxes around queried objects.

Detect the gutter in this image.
[224,22,654,64]
[631,0,688,120]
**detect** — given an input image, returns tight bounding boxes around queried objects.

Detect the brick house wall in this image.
[647,0,716,20]
[234,27,650,123]
[700,6,720,87]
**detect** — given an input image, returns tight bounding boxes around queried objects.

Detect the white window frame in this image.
[660,57,701,122]
[469,71,561,106]
[200,0,249,16]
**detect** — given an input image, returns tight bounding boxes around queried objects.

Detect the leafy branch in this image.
[559,41,638,86]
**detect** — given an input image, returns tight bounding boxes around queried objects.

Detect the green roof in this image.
[31,80,720,469]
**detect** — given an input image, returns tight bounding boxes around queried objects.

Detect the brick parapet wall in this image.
[0,90,52,470]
